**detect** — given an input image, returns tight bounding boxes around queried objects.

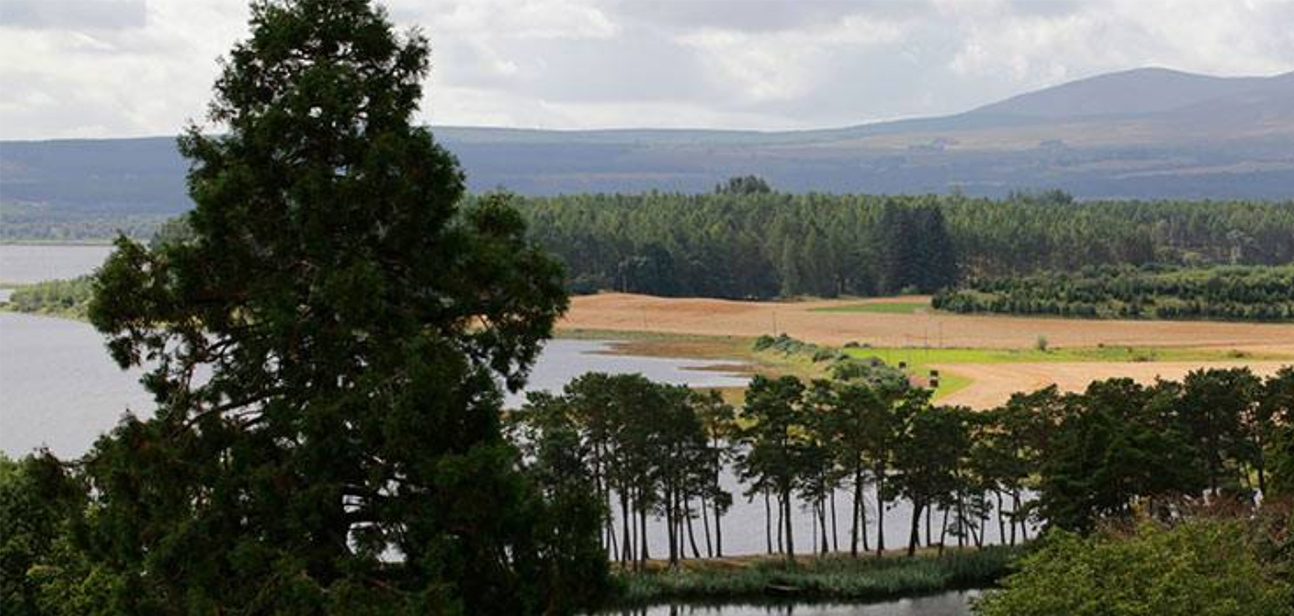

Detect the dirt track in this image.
[561,293,1294,408]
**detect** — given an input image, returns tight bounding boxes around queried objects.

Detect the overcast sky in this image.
[2,0,1292,140]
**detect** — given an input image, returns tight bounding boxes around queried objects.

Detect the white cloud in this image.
[1,0,1291,139]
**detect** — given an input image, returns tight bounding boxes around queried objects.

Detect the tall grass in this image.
[613,546,1020,605]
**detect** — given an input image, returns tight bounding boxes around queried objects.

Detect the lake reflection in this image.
[602,591,980,616]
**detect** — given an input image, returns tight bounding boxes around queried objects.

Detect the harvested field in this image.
[562,293,1294,352]
[560,293,1294,408]
[933,360,1294,409]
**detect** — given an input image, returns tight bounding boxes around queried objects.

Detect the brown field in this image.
[559,293,1294,408]
[933,361,1293,409]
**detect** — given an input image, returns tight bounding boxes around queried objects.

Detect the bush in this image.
[974,518,1294,616]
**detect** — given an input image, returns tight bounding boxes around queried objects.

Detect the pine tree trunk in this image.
[907,500,922,557]
[851,468,862,557]
[995,490,1005,546]
[1010,490,1020,546]
[818,499,829,554]
[925,505,933,547]
[783,489,796,562]
[685,498,702,559]
[860,482,870,553]
[978,495,987,548]
[938,507,949,556]
[639,495,650,564]
[666,487,677,566]
[875,474,886,557]
[700,493,713,558]
[620,490,633,563]
[830,489,839,553]
[715,493,724,558]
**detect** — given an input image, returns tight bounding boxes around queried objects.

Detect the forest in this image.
[507,364,1294,567]
[933,264,1294,321]
[512,190,1294,299]
[9,362,1294,612]
[3,0,1292,614]
[0,203,168,244]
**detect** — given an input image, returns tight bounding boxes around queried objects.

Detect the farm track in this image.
[560,293,1294,408]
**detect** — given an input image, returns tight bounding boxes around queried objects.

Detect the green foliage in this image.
[70,0,598,614]
[714,175,773,195]
[5,277,94,319]
[1033,368,1294,533]
[974,518,1294,616]
[516,192,959,298]
[1262,368,1294,498]
[934,264,1294,322]
[509,374,732,569]
[1038,379,1204,532]
[0,453,120,616]
[516,193,1294,299]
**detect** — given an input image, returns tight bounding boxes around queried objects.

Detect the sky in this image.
[1,0,1292,140]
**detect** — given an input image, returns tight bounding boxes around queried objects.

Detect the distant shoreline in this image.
[0,240,116,246]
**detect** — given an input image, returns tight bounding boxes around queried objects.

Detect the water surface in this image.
[0,244,113,284]
[602,590,980,616]
[0,311,746,458]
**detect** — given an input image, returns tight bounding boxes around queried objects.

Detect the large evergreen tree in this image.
[82,1,599,613]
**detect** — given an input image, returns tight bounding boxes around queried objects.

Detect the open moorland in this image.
[559,292,1294,408]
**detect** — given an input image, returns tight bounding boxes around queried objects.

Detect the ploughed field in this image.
[559,293,1294,408]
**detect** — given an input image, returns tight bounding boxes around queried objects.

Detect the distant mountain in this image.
[2,67,1292,221]
[968,67,1290,118]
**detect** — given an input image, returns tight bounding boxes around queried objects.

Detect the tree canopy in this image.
[74,0,600,613]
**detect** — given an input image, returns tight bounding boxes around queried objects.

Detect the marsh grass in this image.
[613,546,1020,605]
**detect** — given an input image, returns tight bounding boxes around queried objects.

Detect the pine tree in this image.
[83,1,601,613]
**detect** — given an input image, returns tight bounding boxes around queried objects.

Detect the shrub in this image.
[974,519,1294,616]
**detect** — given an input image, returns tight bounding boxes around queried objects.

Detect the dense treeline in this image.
[512,190,1294,299]
[0,204,166,243]
[934,264,1294,322]
[7,364,1294,612]
[504,362,1294,571]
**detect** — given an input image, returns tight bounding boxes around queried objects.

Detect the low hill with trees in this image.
[933,264,1294,322]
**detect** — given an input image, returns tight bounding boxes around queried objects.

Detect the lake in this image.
[0,245,750,457]
[0,244,1029,578]
[603,591,980,616]
[0,311,749,458]
[0,244,114,284]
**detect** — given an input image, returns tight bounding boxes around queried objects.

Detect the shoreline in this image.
[608,545,1018,607]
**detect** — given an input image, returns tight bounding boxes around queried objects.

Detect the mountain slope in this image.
[2,67,1292,218]
[969,67,1285,118]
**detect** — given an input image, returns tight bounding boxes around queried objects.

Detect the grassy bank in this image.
[612,546,1020,605]
[554,328,1294,406]
[811,301,929,315]
[0,277,93,320]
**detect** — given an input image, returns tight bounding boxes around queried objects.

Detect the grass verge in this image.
[611,546,1020,605]
[842,345,1286,366]
[811,302,929,315]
